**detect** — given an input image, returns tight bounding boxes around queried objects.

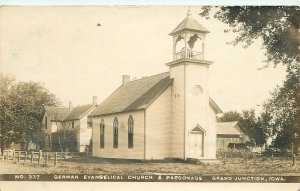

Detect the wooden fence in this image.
[219,150,299,166]
[1,149,72,166]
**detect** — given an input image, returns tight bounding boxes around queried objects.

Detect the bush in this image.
[217,149,253,158]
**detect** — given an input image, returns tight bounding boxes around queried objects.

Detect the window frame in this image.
[100,119,105,148]
[113,117,118,149]
[128,115,134,149]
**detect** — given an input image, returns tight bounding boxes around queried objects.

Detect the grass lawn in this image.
[0,156,300,175]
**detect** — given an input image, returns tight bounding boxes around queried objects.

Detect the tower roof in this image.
[169,14,210,36]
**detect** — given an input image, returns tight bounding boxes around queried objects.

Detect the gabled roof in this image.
[64,104,96,121]
[209,98,222,114]
[217,121,242,135]
[44,104,96,122]
[169,15,210,36]
[44,106,71,121]
[89,72,172,116]
[89,72,223,117]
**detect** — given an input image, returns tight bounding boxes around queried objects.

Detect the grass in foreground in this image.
[0,157,299,175]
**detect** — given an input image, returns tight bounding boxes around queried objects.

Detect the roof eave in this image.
[217,133,243,135]
[169,28,210,36]
[76,104,97,120]
[144,78,173,109]
[209,98,223,114]
[88,108,146,118]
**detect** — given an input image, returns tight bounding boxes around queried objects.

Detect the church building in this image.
[88,11,222,161]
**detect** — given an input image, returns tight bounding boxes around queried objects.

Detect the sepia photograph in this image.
[0,5,299,185]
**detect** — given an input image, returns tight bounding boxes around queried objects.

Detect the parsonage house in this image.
[216,121,251,150]
[42,97,97,152]
[88,12,224,161]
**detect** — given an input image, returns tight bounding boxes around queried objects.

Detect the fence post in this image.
[17,151,20,162]
[38,150,42,165]
[223,152,227,164]
[12,150,16,161]
[24,151,27,162]
[271,153,274,162]
[291,143,294,158]
[54,152,57,167]
[45,152,48,166]
[12,150,15,162]
[31,151,34,163]
[292,154,296,166]
[2,150,5,162]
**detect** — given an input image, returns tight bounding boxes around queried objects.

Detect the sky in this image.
[0,6,287,113]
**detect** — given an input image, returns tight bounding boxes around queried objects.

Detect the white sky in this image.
[0,6,287,113]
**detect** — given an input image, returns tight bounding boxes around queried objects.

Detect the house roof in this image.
[217,121,242,135]
[169,14,210,35]
[64,104,95,121]
[89,72,172,116]
[44,106,71,121]
[45,104,95,122]
[89,72,222,117]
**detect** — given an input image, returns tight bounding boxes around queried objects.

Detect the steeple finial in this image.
[187,6,191,16]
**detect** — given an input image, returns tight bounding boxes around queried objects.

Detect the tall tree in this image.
[0,73,61,151]
[0,74,16,152]
[199,6,300,68]
[264,69,300,150]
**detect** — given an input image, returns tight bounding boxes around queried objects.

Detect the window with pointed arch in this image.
[128,115,134,148]
[100,119,105,148]
[113,117,118,149]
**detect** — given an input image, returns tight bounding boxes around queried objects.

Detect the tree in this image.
[217,110,241,122]
[0,73,61,151]
[0,74,16,152]
[199,6,299,149]
[263,69,300,150]
[199,6,300,68]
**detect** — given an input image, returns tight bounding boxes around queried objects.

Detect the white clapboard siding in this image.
[206,104,217,158]
[145,86,172,160]
[169,64,185,158]
[185,64,210,159]
[92,110,145,159]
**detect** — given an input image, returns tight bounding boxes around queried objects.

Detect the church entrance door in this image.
[188,132,204,158]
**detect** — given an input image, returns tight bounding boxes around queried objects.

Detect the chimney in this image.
[69,101,73,109]
[92,96,97,105]
[122,75,130,85]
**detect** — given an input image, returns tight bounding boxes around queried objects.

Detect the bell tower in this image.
[167,10,216,160]
[170,9,209,61]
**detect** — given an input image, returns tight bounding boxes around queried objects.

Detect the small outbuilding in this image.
[216,121,250,150]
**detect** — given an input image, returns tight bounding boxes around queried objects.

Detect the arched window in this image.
[128,115,134,148]
[113,117,118,149]
[100,119,105,148]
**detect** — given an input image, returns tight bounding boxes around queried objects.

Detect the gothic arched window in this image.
[100,119,105,148]
[113,117,118,149]
[128,115,134,148]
